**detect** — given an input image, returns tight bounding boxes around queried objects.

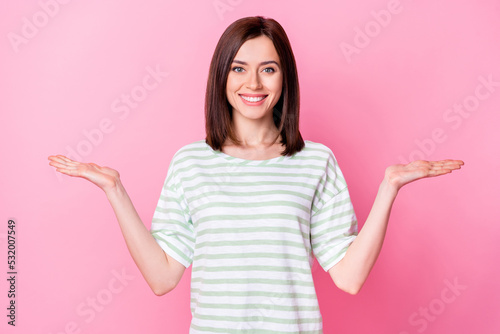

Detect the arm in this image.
[328,159,464,295]
[48,155,186,296]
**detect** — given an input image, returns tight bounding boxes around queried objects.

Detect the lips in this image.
[239,94,268,105]
[240,94,266,102]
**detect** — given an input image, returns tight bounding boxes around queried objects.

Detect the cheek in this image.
[225,88,236,108]
[269,81,282,92]
[225,78,235,101]
[225,90,241,112]
[267,75,283,99]
[226,76,240,97]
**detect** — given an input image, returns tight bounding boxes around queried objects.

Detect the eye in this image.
[263,67,276,73]
[232,66,244,73]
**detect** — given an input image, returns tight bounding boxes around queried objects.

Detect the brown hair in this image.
[205,16,304,156]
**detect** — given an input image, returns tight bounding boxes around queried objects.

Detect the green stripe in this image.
[176,153,219,164]
[196,213,309,225]
[190,189,312,202]
[191,200,310,216]
[151,216,186,226]
[177,162,328,173]
[183,180,317,193]
[152,235,192,263]
[190,277,314,287]
[302,149,329,155]
[194,239,309,251]
[180,171,322,183]
[195,226,308,239]
[193,313,321,324]
[191,301,319,312]
[314,237,354,258]
[321,245,351,269]
[312,208,355,227]
[312,221,357,241]
[190,324,322,334]
[192,265,311,275]
[176,150,330,166]
[286,154,327,162]
[192,250,310,262]
[317,196,352,215]
[150,223,194,242]
[153,205,184,216]
[191,289,316,299]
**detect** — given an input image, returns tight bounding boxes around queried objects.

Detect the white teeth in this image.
[241,95,265,102]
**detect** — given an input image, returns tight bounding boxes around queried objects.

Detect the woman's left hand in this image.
[384,159,464,191]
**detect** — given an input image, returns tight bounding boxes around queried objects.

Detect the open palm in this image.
[385,159,464,191]
[48,155,120,192]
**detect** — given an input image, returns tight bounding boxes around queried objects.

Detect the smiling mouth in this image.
[239,94,268,102]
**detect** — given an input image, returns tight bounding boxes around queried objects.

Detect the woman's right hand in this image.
[48,154,185,294]
[48,155,120,193]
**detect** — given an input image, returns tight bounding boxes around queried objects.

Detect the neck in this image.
[229,111,281,148]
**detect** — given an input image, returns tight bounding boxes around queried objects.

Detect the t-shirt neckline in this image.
[205,141,293,164]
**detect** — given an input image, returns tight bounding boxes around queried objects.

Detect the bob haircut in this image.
[205,16,305,156]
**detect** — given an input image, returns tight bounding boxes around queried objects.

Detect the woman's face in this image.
[226,35,283,125]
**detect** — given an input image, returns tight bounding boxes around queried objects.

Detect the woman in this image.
[48,16,463,333]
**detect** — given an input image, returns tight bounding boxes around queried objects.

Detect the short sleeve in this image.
[150,154,194,268]
[310,149,358,272]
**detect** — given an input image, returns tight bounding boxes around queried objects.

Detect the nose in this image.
[246,71,262,90]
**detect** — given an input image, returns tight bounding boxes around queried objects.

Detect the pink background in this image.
[1,0,499,333]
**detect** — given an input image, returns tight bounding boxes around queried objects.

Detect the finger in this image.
[439,162,463,171]
[444,159,464,165]
[427,166,459,174]
[48,155,65,163]
[54,167,80,176]
[428,160,463,170]
[55,155,78,163]
[48,155,68,163]
[444,160,464,169]
[430,159,464,166]
[49,155,80,166]
[49,155,81,166]
[428,162,465,176]
[427,168,453,177]
[49,161,79,170]
[428,161,450,169]
[48,158,67,167]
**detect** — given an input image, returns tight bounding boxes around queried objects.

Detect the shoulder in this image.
[302,140,338,162]
[171,139,209,161]
[303,140,333,153]
[164,140,209,178]
[303,140,349,190]
[300,140,346,179]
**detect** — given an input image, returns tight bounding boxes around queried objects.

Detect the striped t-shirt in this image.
[150,139,358,333]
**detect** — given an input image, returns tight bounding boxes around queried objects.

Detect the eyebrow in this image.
[232,60,280,67]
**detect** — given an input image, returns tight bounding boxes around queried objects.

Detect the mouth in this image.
[239,94,268,105]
